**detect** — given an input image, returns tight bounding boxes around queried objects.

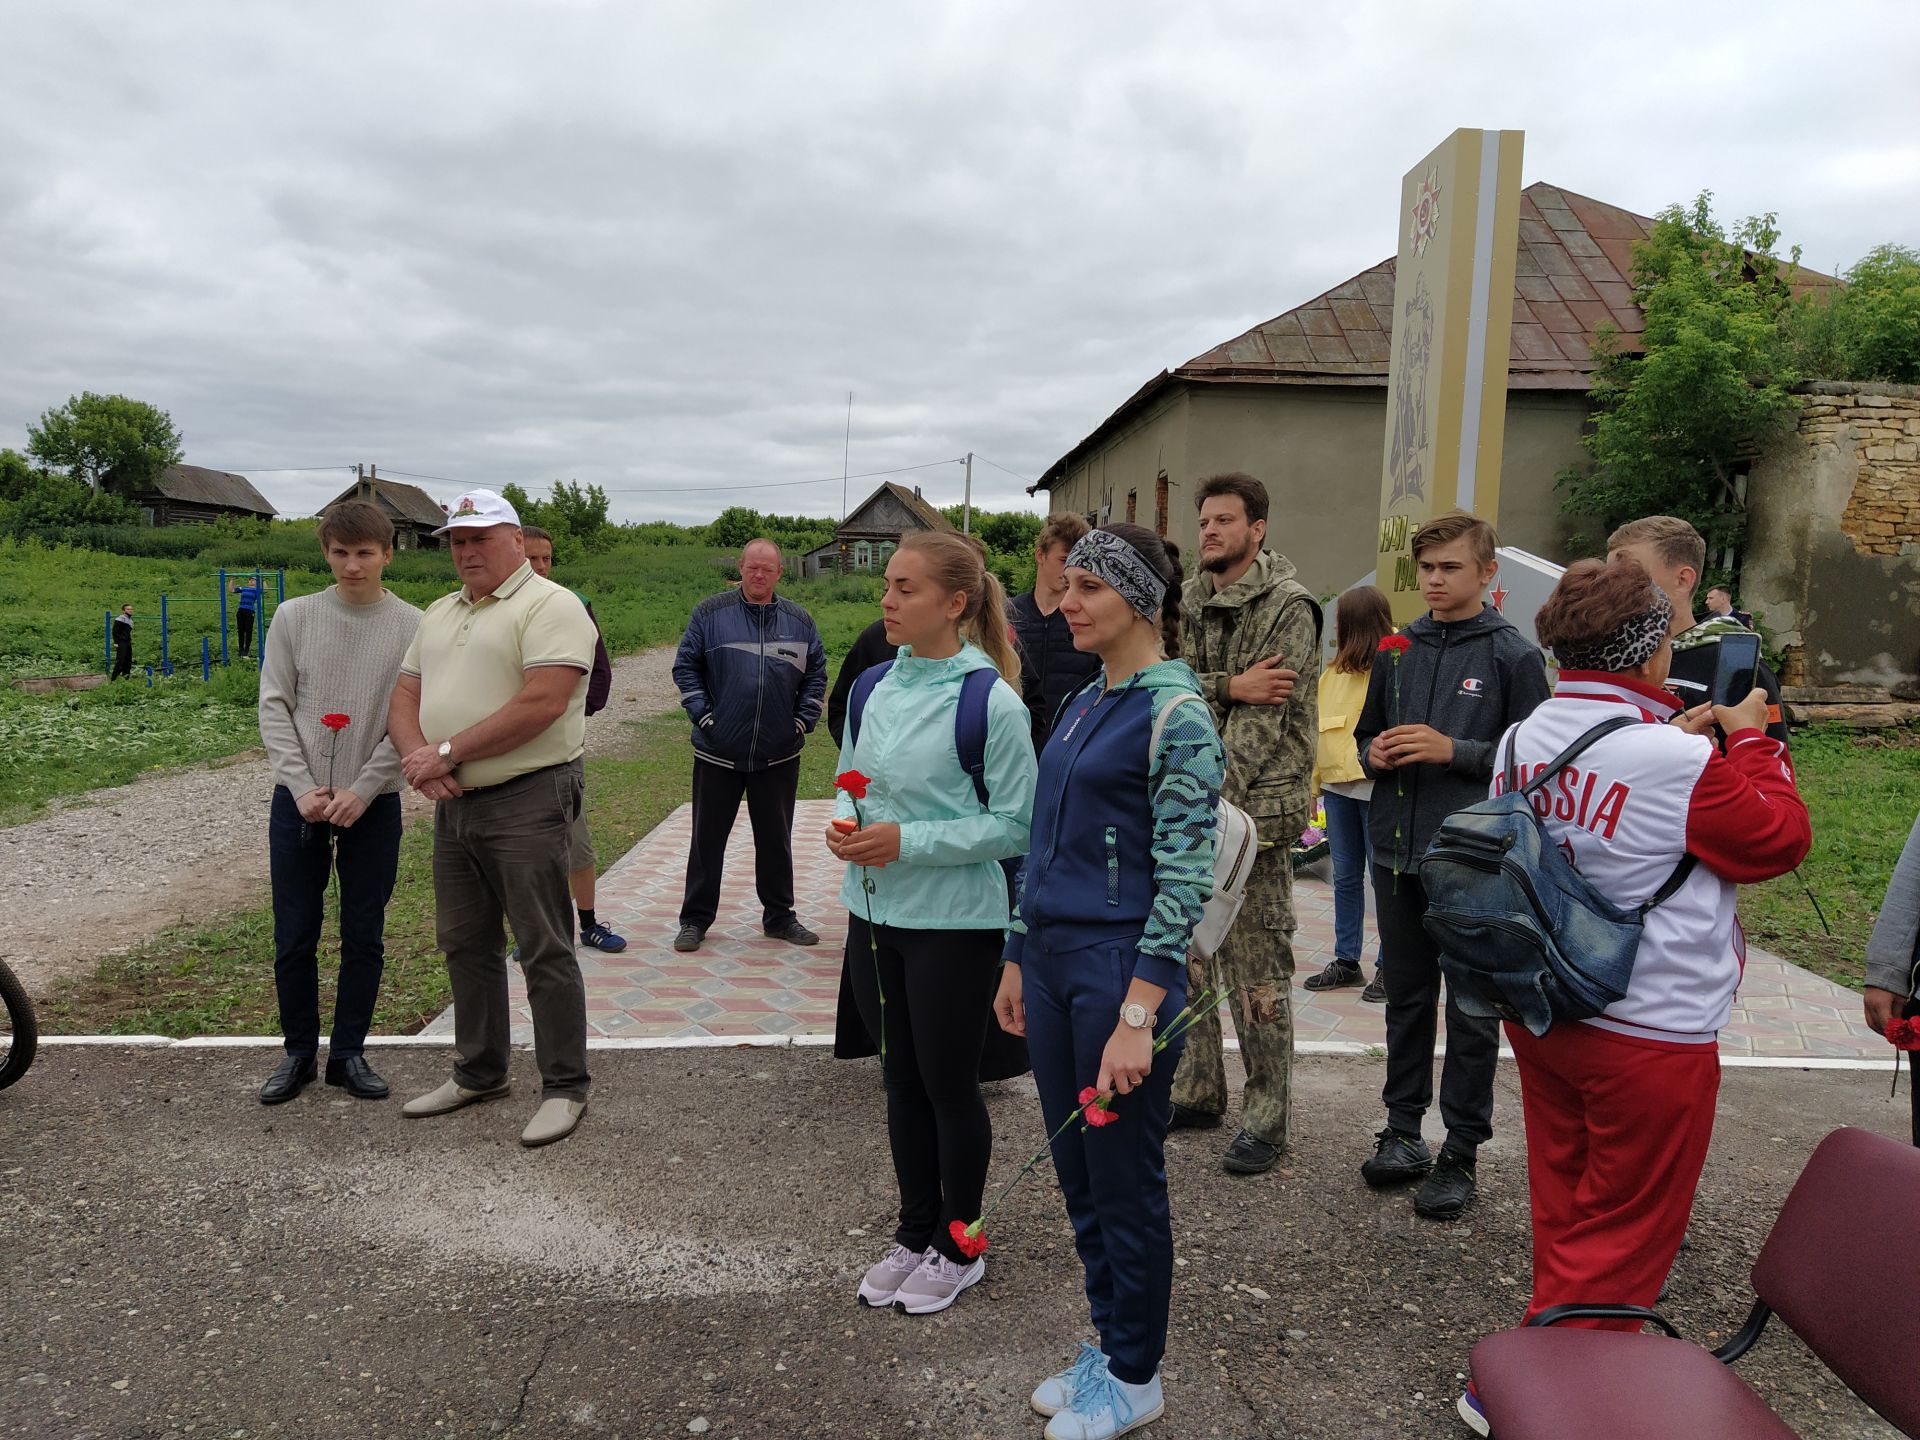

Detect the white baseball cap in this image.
[433,488,522,536]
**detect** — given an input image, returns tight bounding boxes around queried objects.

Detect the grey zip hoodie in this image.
[1353,603,1552,874]
[1866,810,1920,999]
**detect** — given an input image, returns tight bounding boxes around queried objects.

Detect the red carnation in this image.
[1084,1105,1118,1128]
[949,1219,988,1259]
[321,713,351,731]
[835,769,871,800]
[1378,634,1411,654]
[1078,1086,1100,1106]
[1886,1019,1920,1051]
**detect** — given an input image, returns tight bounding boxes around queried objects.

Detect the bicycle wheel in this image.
[0,958,38,1090]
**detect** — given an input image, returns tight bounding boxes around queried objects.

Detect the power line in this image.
[203,465,355,473]
[971,454,1034,486]
[375,458,963,497]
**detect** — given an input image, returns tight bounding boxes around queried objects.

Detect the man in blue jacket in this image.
[673,538,827,952]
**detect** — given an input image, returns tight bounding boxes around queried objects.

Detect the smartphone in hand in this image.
[1709,631,1762,707]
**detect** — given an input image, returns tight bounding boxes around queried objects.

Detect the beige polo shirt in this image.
[400,560,597,789]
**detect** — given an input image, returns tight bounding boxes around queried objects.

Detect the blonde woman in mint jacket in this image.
[826,531,1037,1318]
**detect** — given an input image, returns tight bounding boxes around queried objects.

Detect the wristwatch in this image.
[437,740,454,763]
[1120,1002,1157,1031]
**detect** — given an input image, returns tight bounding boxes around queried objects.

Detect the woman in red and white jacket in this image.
[1491,558,1810,1335]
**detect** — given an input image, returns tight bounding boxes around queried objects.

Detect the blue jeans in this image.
[269,786,402,1058]
[1322,790,1376,966]
[1021,928,1188,1386]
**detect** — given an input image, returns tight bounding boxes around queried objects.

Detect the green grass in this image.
[0,536,881,821]
[1741,726,1920,992]
[39,716,846,1037]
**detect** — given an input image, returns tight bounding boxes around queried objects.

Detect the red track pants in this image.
[1506,1020,1720,1331]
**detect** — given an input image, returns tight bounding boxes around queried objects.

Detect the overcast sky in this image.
[3,3,1916,525]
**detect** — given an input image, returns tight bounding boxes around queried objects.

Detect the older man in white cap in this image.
[386,489,600,1147]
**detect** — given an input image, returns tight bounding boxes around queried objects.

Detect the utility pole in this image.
[841,392,853,524]
[963,452,972,535]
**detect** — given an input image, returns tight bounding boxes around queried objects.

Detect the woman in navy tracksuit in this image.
[994,524,1225,1440]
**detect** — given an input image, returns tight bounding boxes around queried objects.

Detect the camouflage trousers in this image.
[1170,843,1296,1147]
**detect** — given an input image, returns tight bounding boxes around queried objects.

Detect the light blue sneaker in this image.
[1031,1342,1109,1418]
[1043,1365,1164,1440]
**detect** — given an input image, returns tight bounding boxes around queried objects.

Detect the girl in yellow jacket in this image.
[1305,587,1395,1001]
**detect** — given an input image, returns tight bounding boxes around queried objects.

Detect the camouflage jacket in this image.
[1181,548,1322,832]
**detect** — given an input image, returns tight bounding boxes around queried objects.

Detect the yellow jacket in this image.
[1313,667,1371,791]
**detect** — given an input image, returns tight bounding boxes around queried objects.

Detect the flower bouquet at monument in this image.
[1290,800,1329,872]
[948,986,1230,1259]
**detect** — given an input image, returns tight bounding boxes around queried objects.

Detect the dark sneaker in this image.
[1221,1129,1282,1175]
[1303,959,1364,992]
[765,919,819,946]
[1360,972,1387,1004]
[673,924,706,953]
[1168,1102,1223,1132]
[1360,1126,1432,1188]
[1413,1148,1478,1220]
[580,921,628,953]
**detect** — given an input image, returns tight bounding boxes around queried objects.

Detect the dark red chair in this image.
[1470,1126,1920,1439]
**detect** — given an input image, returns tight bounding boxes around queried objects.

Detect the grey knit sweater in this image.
[1866,810,1920,998]
[258,588,422,802]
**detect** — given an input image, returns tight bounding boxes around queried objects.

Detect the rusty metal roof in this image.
[1036,183,1840,491]
[325,475,447,528]
[143,464,277,516]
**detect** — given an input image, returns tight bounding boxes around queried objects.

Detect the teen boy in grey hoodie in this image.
[1352,511,1550,1220]
[1866,810,1920,1146]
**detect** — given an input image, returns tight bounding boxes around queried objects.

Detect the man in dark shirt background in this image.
[1007,512,1100,749]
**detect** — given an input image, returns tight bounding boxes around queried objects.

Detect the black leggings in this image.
[846,919,1002,1263]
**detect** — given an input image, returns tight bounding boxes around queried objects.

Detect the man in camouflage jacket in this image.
[1169,473,1322,1174]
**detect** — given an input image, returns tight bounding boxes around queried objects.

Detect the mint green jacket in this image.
[832,643,1037,930]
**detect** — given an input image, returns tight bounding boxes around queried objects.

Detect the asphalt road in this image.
[0,1047,1907,1439]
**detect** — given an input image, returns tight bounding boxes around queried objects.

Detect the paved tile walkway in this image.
[424,800,1882,1061]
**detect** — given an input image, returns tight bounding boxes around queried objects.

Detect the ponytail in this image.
[897,531,1023,690]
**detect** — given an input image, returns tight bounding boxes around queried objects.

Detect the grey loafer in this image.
[401,1079,511,1119]
[520,1097,586,1147]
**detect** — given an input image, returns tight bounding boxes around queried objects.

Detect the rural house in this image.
[801,480,955,577]
[1036,183,1833,595]
[133,464,277,527]
[323,467,446,548]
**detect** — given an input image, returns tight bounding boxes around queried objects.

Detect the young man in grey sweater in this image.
[256,501,421,1105]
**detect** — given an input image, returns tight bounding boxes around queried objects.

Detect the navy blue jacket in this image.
[673,590,827,771]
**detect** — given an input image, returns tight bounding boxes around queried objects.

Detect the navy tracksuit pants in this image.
[1022,928,1188,1386]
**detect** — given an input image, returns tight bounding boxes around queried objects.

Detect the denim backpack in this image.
[1417,715,1695,1036]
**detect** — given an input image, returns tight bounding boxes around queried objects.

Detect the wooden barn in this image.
[133,465,277,527]
[322,467,446,549]
[801,481,955,577]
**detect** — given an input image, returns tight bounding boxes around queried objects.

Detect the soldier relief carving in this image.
[1388,273,1435,508]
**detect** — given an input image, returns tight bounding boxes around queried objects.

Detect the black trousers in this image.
[237,608,255,658]
[679,757,799,930]
[110,638,132,680]
[846,920,1001,1263]
[1372,864,1501,1153]
[1908,995,1920,1149]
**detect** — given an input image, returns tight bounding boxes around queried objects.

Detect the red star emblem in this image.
[1490,585,1509,611]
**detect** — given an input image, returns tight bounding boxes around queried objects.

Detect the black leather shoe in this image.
[1413,1148,1478,1220]
[1360,973,1387,1004]
[259,1053,317,1105]
[1222,1129,1283,1175]
[1360,1126,1433,1187]
[1303,959,1364,992]
[1168,1101,1224,1132]
[765,919,819,946]
[325,1053,390,1100]
[673,924,706,953]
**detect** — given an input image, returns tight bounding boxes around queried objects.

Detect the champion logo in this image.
[1459,677,1485,695]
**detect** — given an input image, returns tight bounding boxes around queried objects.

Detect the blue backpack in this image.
[1418,716,1696,1037]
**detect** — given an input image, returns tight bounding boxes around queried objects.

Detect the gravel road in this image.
[0,1050,1903,1438]
[0,648,682,997]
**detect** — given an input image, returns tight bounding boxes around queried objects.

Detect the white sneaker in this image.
[892,1250,985,1315]
[1032,1342,1109,1417]
[1044,1367,1163,1440]
[856,1245,927,1308]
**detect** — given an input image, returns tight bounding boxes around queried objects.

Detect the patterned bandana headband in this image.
[1552,587,1673,673]
[1065,528,1164,620]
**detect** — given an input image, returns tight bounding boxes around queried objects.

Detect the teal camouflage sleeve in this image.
[1136,698,1226,989]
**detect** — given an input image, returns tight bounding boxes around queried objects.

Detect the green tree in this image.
[1793,243,1920,384]
[0,471,139,534]
[1558,193,1803,566]
[27,392,184,494]
[0,449,38,502]
[704,505,764,550]
[977,510,1042,555]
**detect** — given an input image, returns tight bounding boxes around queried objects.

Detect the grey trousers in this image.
[433,760,590,1100]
